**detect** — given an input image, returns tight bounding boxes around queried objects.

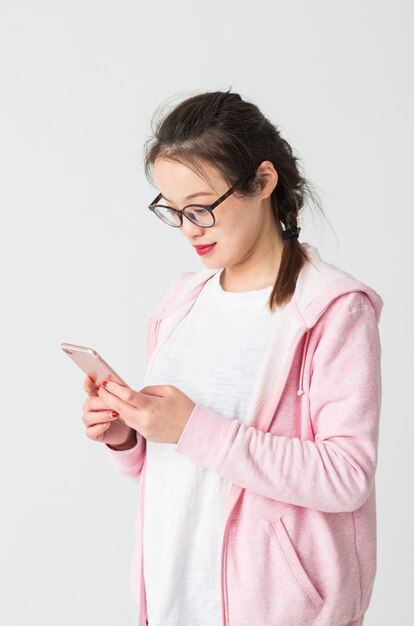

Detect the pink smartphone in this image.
[60,342,129,388]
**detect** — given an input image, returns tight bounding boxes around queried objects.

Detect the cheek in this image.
[213,203,249,233]
[223,212,260,243]
[210,203,261,250]
[213,223,258,259]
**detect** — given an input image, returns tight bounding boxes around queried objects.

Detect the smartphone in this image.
[60,342,129,388]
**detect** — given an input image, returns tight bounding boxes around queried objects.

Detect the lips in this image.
[193,243,216,249]
[193,242,217,256]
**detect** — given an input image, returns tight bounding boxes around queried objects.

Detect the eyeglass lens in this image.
[153,202,214,227]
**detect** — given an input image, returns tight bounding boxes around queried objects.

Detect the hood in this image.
[162,242,384,327]
[295,243,383,326]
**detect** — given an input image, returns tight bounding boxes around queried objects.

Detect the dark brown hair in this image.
[143,88,329,312]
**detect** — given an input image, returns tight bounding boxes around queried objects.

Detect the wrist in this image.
[107,430,137,451]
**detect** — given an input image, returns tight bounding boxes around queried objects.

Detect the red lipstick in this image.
[193,243,217,256]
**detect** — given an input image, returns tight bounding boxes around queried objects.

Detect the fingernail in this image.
[111,411,119,417]
[96,385,100,392]
[102,380,108,388]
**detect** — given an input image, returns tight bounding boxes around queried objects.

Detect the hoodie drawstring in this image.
[297,330,310,396]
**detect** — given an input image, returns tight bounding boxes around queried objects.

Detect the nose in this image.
[180,215,207,239]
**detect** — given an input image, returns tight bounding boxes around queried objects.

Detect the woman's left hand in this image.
[97,376,196,444]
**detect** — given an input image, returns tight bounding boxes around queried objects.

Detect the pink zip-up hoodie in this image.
[106,242,383,626]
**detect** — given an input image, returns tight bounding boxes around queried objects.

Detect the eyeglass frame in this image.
[147,172,257,228]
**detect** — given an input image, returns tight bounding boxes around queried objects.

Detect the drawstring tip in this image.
[297,389,304,396]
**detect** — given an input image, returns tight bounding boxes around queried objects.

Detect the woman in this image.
[82,90,383,626]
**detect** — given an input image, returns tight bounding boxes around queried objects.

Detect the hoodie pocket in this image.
[225,517,324,626]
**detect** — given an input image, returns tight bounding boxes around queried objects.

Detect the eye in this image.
[187,205,209,212]
[161,205,179,215]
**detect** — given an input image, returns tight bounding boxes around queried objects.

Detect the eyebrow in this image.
[161,191,214,203]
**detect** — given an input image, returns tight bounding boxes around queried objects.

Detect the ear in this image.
[256,160,278,199]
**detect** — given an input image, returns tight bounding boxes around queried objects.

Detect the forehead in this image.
[153,157,224,191]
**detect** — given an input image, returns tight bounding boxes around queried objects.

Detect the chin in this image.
[201,259,222,268]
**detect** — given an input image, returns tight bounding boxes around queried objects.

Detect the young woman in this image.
[82,90,383,626]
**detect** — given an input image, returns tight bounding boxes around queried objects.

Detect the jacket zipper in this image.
[219,325,309,625]
[221,521,230,625]
[150,298,312,624]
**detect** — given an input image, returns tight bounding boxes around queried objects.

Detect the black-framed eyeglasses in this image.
[148,172,256,228]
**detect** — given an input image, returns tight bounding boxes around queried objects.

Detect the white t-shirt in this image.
[143,268,280,626]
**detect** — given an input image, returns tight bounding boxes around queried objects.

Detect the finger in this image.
[83,376,93,393]
[106,373,120,383]
[83,374,99,395]
[97,385,125,414]
[83,409,120,428]
[86,421,112,441]
[97,385,143,427]
[99,380,148,409]
[83,394,112,413]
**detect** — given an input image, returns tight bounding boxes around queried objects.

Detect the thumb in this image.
[139,384,171,397]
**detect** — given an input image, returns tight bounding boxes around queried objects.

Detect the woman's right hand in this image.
[82,373,137,449]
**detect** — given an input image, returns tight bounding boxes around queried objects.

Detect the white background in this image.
[0,1,412,624]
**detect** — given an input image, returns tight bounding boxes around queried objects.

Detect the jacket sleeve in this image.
[105,434,146,482]
[174,291,383,513]
[105,271,196,481]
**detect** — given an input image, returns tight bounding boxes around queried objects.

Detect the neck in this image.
[220,229,285,293]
